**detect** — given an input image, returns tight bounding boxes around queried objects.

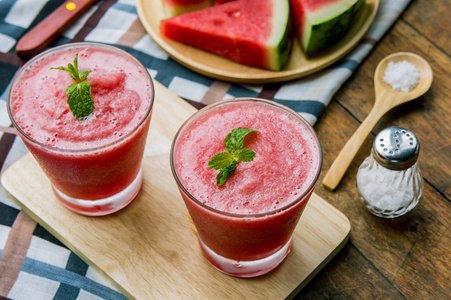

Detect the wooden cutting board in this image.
[1,81,350,299]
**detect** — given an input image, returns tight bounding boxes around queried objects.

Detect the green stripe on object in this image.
[267,0,291,70]
[303,0,364,54]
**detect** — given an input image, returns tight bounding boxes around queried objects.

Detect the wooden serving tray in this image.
[136,0,379,83]
[1,82,351,299]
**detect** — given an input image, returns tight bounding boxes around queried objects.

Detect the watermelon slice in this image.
[162,0,212,17]
[290,0,364,55]
[160,0,291,71]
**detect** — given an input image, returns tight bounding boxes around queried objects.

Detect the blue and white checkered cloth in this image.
[0,0,410,299]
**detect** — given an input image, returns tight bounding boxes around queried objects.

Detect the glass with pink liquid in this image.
[7,43,154,216]
[170,98,322,277]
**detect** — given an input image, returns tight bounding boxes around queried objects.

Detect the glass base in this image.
[53,169,143,216]
[199,237,292,278]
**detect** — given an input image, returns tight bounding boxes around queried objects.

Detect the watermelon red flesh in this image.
[160,0,291,71]
[290,0,364,54]
[162,0,212,17]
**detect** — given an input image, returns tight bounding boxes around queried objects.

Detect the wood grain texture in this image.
[1,82,351,299]
[300,1,451,298]
[136,0,379,83]
[322,52,433,190]
[403,0,450,57]
[334,19,451,199]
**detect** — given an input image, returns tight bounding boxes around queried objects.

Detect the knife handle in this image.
[16,0,98,58]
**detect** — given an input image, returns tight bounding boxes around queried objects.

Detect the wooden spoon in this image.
[322,52,433,191]
[16,0,98,58]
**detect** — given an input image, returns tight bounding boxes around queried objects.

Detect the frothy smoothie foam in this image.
[10,48,151,149]
[175,100,320,214]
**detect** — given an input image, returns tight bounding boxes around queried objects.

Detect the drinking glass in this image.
[170,98,322,277]
[7,43,154,216]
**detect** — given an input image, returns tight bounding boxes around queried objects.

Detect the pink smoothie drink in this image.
[171,98,322,277]
[7,43,154,216]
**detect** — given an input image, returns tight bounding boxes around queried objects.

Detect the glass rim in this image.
[170,97,323,218]
[7,42,155,154]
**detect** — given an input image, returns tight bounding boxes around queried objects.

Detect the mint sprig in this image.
[208,128,257,186]
[51,53,94,120]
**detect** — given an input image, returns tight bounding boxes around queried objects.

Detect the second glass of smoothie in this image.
[170,98,322,277]
[7,43,154,216]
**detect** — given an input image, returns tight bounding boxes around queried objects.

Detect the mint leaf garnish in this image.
[225,128,256,153]
[51,53,94,120]
[216,161,237,187]
[234,148,256,162]
[209,128,257,186]
[208,152,233,170]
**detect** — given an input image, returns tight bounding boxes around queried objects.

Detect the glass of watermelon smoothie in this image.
[170,98,322,277]
[7,43,154,216]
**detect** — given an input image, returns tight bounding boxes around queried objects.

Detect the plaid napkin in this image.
[0,0,410,299]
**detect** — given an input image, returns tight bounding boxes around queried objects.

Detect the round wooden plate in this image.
[136,0,380,84]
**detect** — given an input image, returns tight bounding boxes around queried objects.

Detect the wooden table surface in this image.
[298,0,450,298]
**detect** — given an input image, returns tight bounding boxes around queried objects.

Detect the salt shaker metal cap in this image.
[371,126,420,171]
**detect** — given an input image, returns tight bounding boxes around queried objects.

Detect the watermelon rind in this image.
[302,0,364,55]
[267,0,292,71]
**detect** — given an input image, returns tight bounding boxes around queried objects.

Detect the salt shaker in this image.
[356,127,423,218]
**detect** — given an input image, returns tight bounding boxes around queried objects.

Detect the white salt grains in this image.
[357,162,416,212]
[383,60,420,92]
